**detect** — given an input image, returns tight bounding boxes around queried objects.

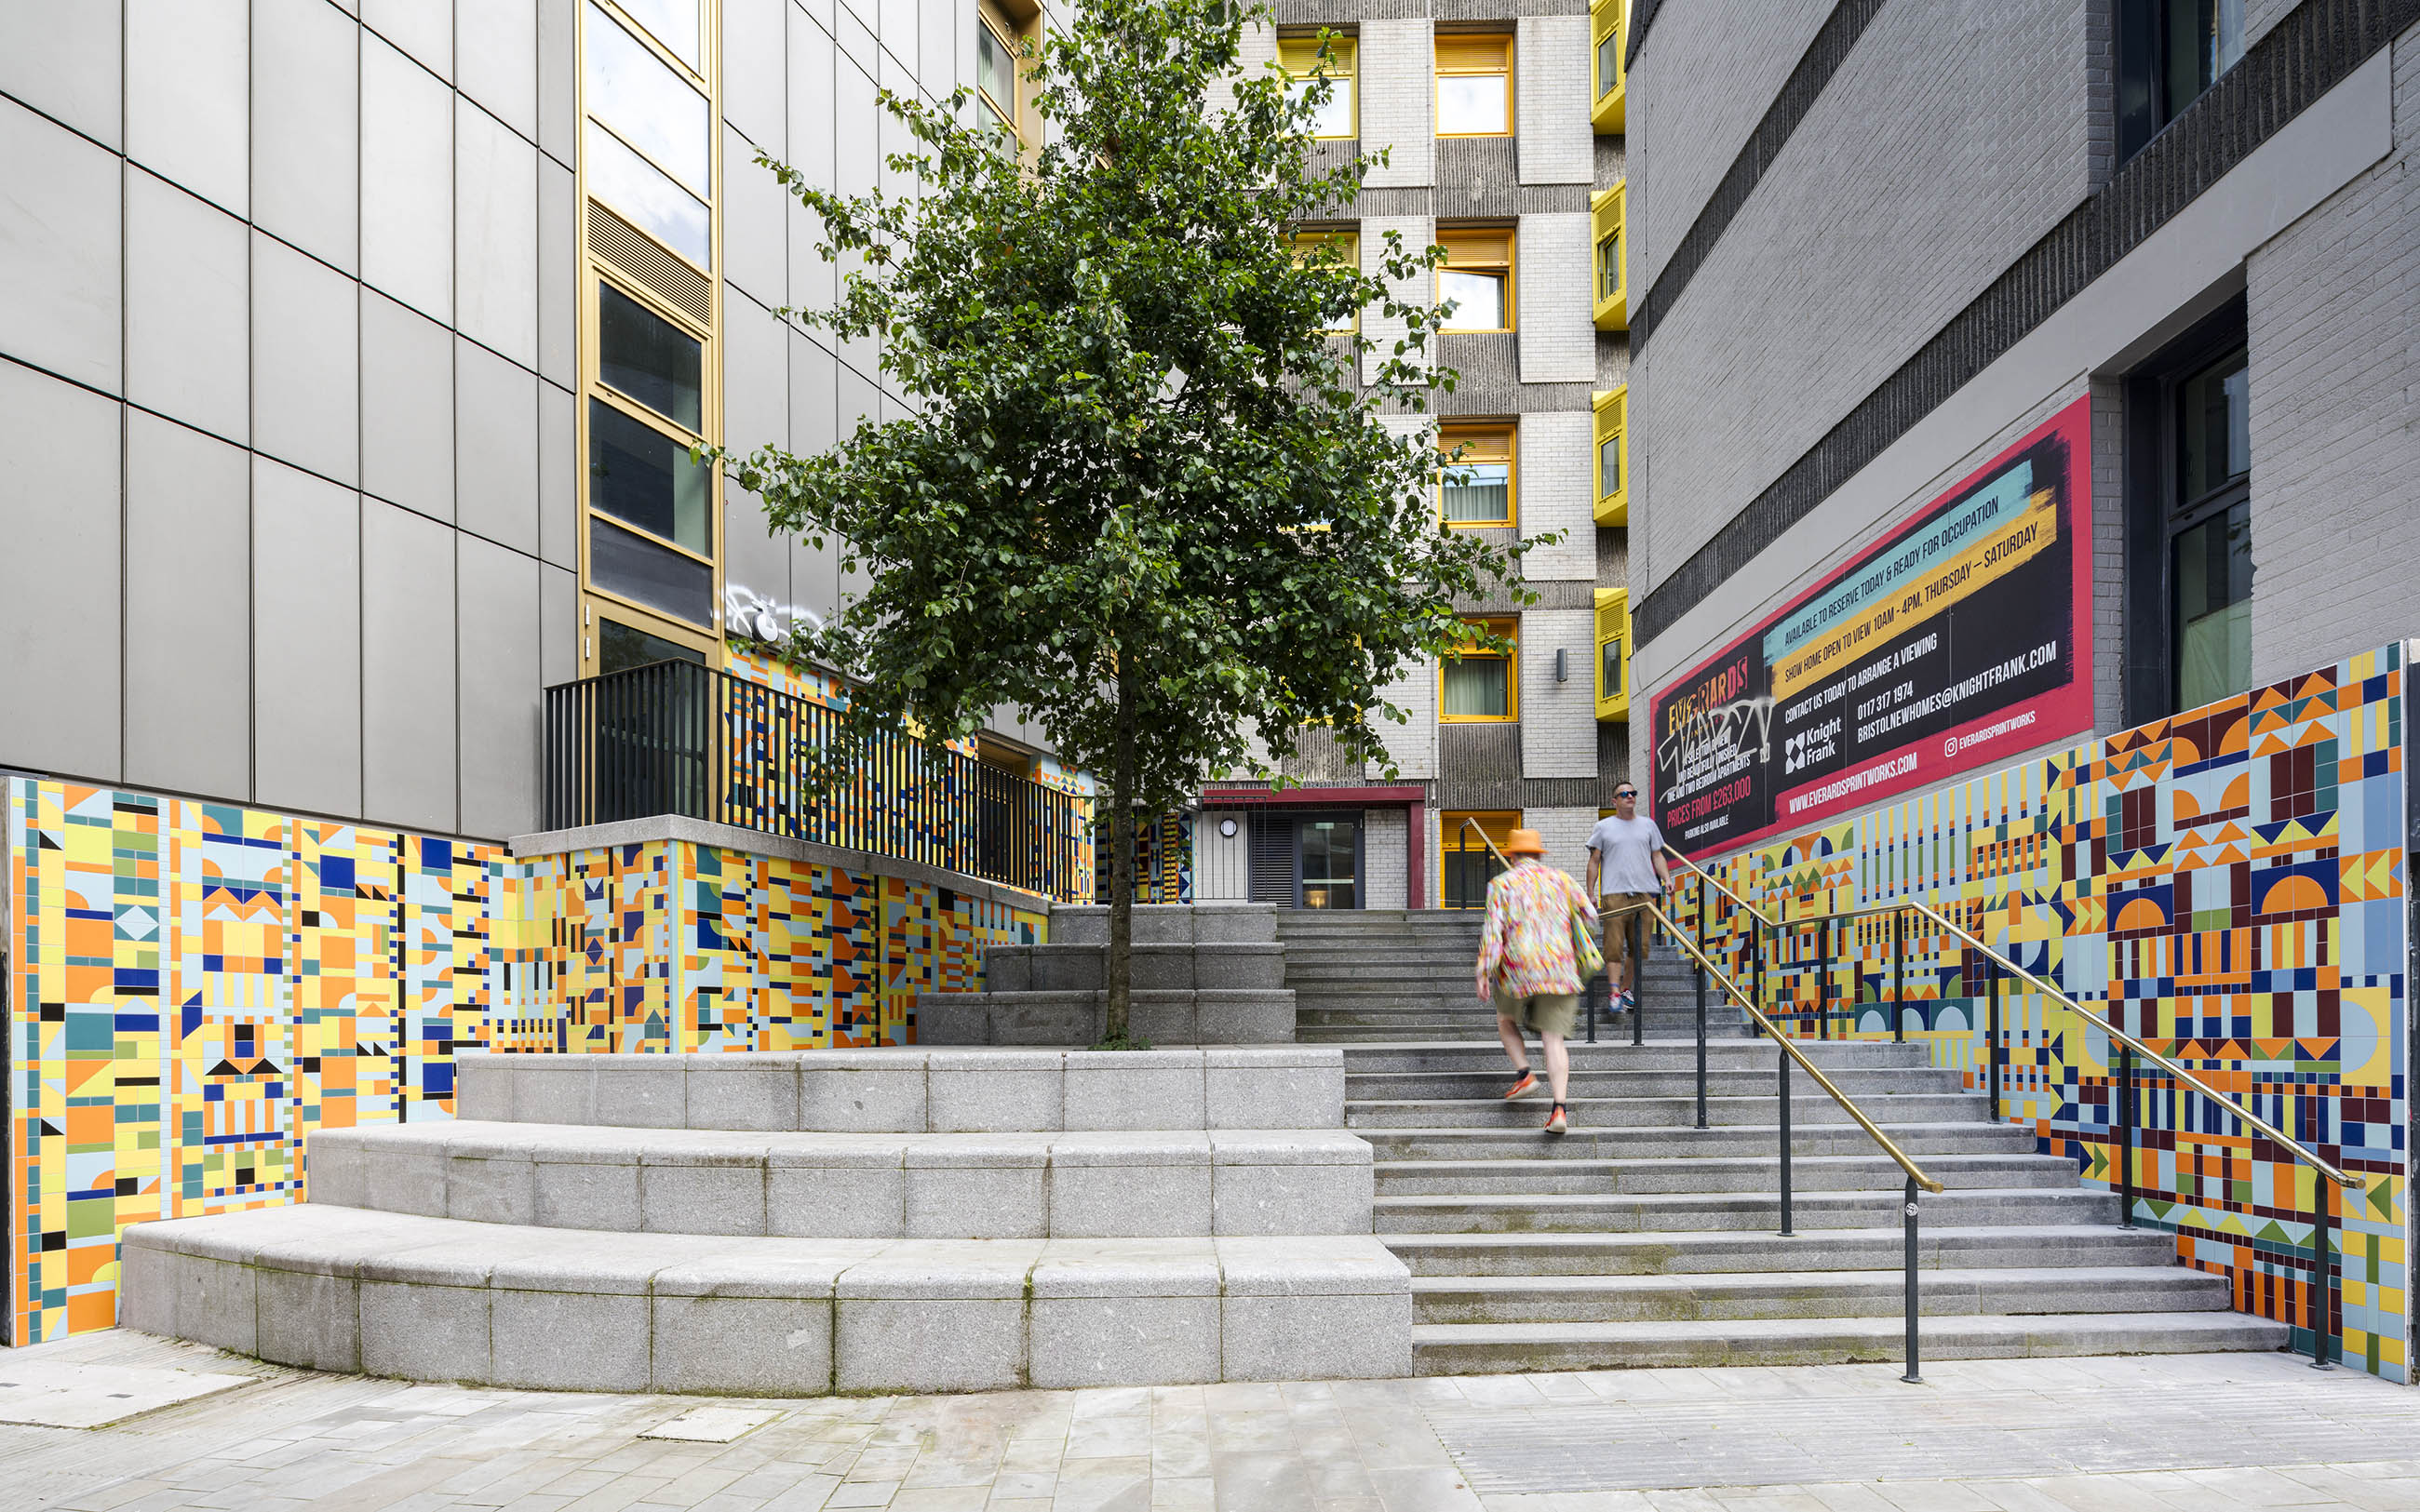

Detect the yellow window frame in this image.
[1590,0,1626,132]
[1434,33,1513,138]
[1438,422,1516,529]
[977,0,1040,153]
[1437,227,1515,333]
[1592,182,1626,330]
[1593,386,1627,527]
[1279,32,1357,140]
[1441,616,1519,723]
[1440,809,1522,909]
[1594,587,1630,722]
[1294,230,1362,333]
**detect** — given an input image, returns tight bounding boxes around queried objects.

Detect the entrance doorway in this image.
[1296,814,1363,909]
[1441,810,1517,909]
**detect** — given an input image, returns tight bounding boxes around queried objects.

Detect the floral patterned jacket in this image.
[1475,862,1599,1000]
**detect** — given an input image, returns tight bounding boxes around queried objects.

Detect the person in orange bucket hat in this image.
[1475,827,1599,1134]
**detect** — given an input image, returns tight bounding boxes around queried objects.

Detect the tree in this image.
[723,0,1549,1044]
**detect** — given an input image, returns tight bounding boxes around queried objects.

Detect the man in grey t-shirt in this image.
[1584,783,1671,1017]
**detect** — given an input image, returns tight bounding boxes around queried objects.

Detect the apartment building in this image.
[1190,0,1634,910]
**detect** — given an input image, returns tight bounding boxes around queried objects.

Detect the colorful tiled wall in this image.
[1686,645,2411,1378]
[4,779,1046,1345]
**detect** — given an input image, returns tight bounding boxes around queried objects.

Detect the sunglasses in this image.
[1615,789,1638,798]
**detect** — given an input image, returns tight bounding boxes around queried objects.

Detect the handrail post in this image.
[1630,910,1645,1046]
[1891,909,1906,1042]
[1777,1044,1794,1236]
[2311,1174,2336,1371]
[1818,918,1832,1040]
[1900,1174,1922,1385]
[2116,1041,2135,1230]
[1987,958,2001,1123]
[1694,882,1709,1131]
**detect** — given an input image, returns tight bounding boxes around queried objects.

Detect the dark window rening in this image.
[2118,0,2250,162]
[2125,304,2252,723]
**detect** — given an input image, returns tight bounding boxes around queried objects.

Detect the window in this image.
[1442,618,1517,721]
[1294,231,1361,332]
[2123,305,2252,721]
[598,281,704,431]
[1594,587,1630,721]
[1591,0,1625,132]
[612,0,701,67]
[585,2,711,195]
[1439,425,1514,527]
[1280,33,1356,139]
[586,121,713,267]
[1441,811,1517,909]
[2118,0,2247,161]
[1591,182,1626,330]
[1435,34,1512,136]
[1593,386,1626,527]
[977,15,1017,139]
[599,616,709,674]
[1437,230,1512,332]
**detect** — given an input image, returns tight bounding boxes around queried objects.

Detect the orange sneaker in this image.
[1544,1103,1569,1135]
[1503,1070,1540,1101]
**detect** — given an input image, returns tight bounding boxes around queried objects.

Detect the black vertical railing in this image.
[544,659,1089,902]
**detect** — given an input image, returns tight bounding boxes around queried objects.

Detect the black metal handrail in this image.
[544,659,1090,903]
[1666,853,2361,1372]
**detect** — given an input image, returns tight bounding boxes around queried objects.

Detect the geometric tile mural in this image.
[1690,643,2411,1379]
[4,779,1047,1345]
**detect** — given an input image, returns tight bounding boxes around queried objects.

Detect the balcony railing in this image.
[544,659,1089,902]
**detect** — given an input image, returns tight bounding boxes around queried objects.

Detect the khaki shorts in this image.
[1600,893,1657,963]
[1494,991,1580,1038]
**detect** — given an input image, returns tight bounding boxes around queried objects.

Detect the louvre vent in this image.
[1248,812,1295,905]
[588,201,713,328]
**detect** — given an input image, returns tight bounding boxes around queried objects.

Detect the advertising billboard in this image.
[1650,396,2094,857]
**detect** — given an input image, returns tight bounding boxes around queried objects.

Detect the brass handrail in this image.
[1900,900,2358,1190]
[1647,900,1943,1195]
[1661,844,1782,930]
[1455,816,1513,872]
[1669,870,2356,1191]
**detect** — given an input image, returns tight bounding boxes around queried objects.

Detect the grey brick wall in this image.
[1520,607,1598,777]
[2243,21,2420,682]
[1526,805,1600,889]
[1520,408,1595,581]
[1516,210,1593,383]
[1625,0,1833,292]
[2091,378,2125,734]
[1516,14,1593,185]
[1361,18,1435,188]
[1193,811,1252,900]
[1635,0,2098,597]
[1362,217,1432,385]
[1365,806,1410,908]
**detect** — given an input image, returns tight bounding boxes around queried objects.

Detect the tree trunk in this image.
[1105,671,1138,1045]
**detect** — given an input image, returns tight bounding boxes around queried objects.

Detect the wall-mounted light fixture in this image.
[1218,817,1239,837]
[1554,648,1569,682]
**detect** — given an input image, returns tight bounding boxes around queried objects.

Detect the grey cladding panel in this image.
[0,0,120,147]
[724,125,788,309]
[538,157,577,387]
[125,172,250,447]
[459,0,540,140]
[251,232,360,486]
[0,364,122,783]
[251,460,363,819]
[361,290,457,523]
[457,534,544,839]
[537,0,577,163]
[362,33,455,323]
[125,413,252,799]
[0,100,123,395]
[252,0,361,272]
[456,100,540,369]
[126,0,249,216]
[538,381,577,569]
[365,0,450,79]
[456,338,541,555]
[723,0,786,156]
[362,498,460,834]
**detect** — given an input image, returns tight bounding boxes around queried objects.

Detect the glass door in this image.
[1297,816,1361,909]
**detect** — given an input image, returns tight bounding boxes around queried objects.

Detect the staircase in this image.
[1294,908,2292,1371]
[1284,909,1745,1043]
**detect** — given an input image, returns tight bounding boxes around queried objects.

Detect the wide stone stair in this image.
[1285,908,1746,1043]
[1302,910,2290,1372]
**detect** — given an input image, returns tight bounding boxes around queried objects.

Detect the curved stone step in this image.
[309,1123,1374,1240]
[1410,1264,2235,1324]
[1336,1041,1929,1074]
[118,1204,1410,1394]
[1354,1120,2038,1162]
[1373,1151,2075,1197]
[457,1046,1342,1133]
[1407,1309,2291,1372]
[1344,1066,1965,1100]
[1383,1224,2187,1277]
[1372,1185,2118,1235]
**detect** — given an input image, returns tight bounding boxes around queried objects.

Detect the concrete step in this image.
[1344,1091,1987,1129]
[310,1122,1373,1240]
[118,1203,1412,1394]
[1372,1186,2118,1235]
[1344,1066,1966,1100]
[1353,1120,2038,1163]
[1407,1309,2291,1372]
[1383,1224,2186,1277]
[1409,1264,2235,1324]
[1336,1041,1930,1074]
[1300,1027,1506,1042]
[1373,1152,2076,1197]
